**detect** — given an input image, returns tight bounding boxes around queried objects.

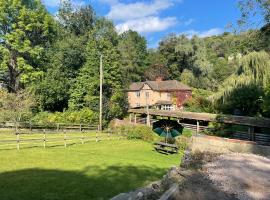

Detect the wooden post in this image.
[196,121,199,133]
[43,129,46,148]
[57,123,60,132]
[81,134,84,144]
[79,124,82,132]
[99,54,103,132]
[248,126,255,141]
[96,131,98,142]
[134,114,137,124]
[29,122,32,132]
[16,132,20,150]
[64,130,67,148]
[147,114,151,127]
[129,114,132,123]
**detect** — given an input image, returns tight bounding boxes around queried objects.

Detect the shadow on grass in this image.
[0,165,167,200]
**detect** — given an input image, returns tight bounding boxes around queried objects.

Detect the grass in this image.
[0,139,182,200]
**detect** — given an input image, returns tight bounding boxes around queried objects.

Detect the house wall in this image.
[128,83,192,109]
[128,84,172,108]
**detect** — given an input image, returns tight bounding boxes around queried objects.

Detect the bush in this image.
[175,128,193,150]
[31,108,98,125]
[184,88,215,113]
[115,125,158,142]
[203,122,232,137]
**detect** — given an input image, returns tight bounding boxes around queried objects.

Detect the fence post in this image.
[64,130,67,148]
[96,131,98,142]
[29,122,32,132]
[196,121,200,134]
[43,129,46,148]
[16,132,20,150]
[57,123,60,132]
[134,114,137,124]
[129,114,132,123]
[80,124,82,132]
[248,126,255,141]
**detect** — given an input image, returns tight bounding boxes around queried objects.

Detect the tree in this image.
[212,51,270,116]
[58,0,96,36]
[0,0,56,92]
[69,19,127,122]
[238,0,270,28]
[0,89,35,122]
[118,30,148,86]
[34,66,70,112]
[144,64,170,81]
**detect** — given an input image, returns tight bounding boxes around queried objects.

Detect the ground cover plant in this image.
[0,139,181,200]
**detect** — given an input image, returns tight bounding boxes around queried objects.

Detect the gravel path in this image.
[205,153,270,200]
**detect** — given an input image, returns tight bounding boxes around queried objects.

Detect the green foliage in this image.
[0,0,56,91]
[0,89,35,122]
[212,51,270,116]
[31,108,98,125]
[116,125,157,142]
[118,30,148,85]
[58,0,96,36]
[184,88,215,113]
[68,19,127,122]
[262,85,270,117]
[203,122,232,137]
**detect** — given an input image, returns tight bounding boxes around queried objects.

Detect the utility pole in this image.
[99,54,103,132]
[145,92,151,127]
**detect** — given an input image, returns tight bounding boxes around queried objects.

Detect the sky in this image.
[43,0,242,48]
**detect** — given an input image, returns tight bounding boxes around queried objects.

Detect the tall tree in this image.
[69,19,127,122]
[0,0,56,92]
[58,0,96,36]
[212,51,270,115]
[118,30,147,86]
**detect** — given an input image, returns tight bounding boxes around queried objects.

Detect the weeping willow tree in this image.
[212,51,270,115]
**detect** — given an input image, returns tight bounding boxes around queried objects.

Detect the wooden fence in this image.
[0,121,99,132]
[233,131,270,146]
[0,122,127,150]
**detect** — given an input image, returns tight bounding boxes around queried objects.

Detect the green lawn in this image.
[0,139,181,200]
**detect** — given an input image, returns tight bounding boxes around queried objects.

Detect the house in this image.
[128,77,192,111]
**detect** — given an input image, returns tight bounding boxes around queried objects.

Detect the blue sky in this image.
[43,0,241,48]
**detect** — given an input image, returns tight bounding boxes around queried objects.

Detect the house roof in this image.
[155,100,173,105]
[129,80,191,91]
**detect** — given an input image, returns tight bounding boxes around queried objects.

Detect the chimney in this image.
[155,76,163,82]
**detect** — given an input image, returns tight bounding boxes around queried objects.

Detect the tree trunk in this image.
[8,54,20,92]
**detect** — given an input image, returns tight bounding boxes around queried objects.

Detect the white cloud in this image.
[116,16,177,34]
[182,28,223,38]
[107,0,174,20]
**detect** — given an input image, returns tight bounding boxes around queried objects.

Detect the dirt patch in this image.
[171,152,270,200]
[205,153,270,200]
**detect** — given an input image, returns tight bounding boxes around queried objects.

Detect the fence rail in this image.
[0,121,99,132]
[0,129,127,150]
[233,131,270,146]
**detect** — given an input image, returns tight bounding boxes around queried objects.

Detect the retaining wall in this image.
[189,135,270,157]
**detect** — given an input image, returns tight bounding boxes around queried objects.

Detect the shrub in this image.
[31,108,98,125]
[115,125,158,142]
[175,128,193,150]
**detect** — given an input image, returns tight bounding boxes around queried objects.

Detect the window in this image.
[145,92,149,98]
[136,103,140,107]
[162,104,173,111]
[136,92,140,98]
[167,93,172,100]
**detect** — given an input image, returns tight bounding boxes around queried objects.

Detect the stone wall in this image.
[189,135,270,157]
